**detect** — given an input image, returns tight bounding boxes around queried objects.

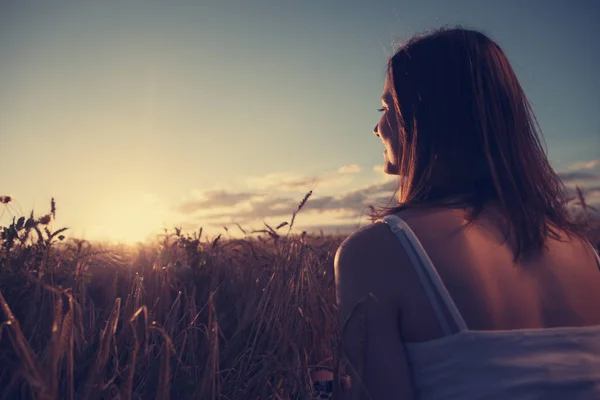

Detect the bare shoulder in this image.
[337,221,391,252]
[336,221,399,269]
[335,220,407,302]
[335,210,426,272]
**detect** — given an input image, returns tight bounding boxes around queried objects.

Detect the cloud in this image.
[172,175,401,236]
[294,223,362,235]
[372,164,399,183]
[361,180,398,196]
[245,172,320,191]
[568,159,600,171]
[566,184,600,200]
[583,188,600,206]
[338,164,362,174]
[184,195,297,223]
[178,158,600,230]
[565,186,600,216]
[556,159,598,187]
[373,164,385,173]
[560,160,600,214]
[244,170,356,193]
[165,158,600,238]
[557,170,599,185]
[242,196,298,220]
[176,189,257,214]
[301,192,366,216]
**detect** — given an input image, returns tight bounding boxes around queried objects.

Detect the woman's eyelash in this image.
[377,108,385,112]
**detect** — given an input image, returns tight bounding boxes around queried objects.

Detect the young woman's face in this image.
[374,76,401,175]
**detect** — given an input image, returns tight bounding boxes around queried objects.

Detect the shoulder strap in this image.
[586,240,600,271]
[379,215,469,334]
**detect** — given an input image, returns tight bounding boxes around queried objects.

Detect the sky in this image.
[0,0,599,244]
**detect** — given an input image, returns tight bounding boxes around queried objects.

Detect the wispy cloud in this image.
[558,159,600,190]
[176,189,257,214]
[173,172,400,234]
[244,168,358,194]
[176,194,295,221]
[245,172,320,192]
[372,164,385,173]
[557,170,599,184]
[172,159,600,236]
[372,164,398,183]
[292,222,361,235]
[559,159,600,211]
[565,186,600,215]
[338,164,362,174]
[567,159,600,171]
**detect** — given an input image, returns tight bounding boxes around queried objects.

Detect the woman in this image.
[334,27,600,399]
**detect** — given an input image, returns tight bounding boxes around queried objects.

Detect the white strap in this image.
[380,215,469,333]
[587,240,600,271]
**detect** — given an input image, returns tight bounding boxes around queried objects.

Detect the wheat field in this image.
[0,190,598,400]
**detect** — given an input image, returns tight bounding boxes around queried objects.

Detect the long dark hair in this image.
[370,27,589,263]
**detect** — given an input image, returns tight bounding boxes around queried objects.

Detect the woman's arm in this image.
[335,226,414,400]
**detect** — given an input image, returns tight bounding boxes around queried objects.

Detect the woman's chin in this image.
[383,163,399,175]
[383,152,399,175]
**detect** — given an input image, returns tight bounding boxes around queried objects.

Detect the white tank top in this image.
[379,214,600,400]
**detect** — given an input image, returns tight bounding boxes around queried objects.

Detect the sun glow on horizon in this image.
[82,192,171,245]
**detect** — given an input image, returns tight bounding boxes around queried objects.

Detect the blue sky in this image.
[1,0,599,243]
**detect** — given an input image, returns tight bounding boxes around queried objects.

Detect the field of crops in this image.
[1,192,599,400]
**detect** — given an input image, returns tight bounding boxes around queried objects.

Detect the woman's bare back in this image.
[382,205,600,343]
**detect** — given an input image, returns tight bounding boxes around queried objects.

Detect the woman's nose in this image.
[373,124,379,136]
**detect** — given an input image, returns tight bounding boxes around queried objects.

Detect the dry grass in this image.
[0,195,346,399]
[0,190,599,399]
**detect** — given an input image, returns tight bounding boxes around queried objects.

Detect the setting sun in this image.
[85,193,167,244]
